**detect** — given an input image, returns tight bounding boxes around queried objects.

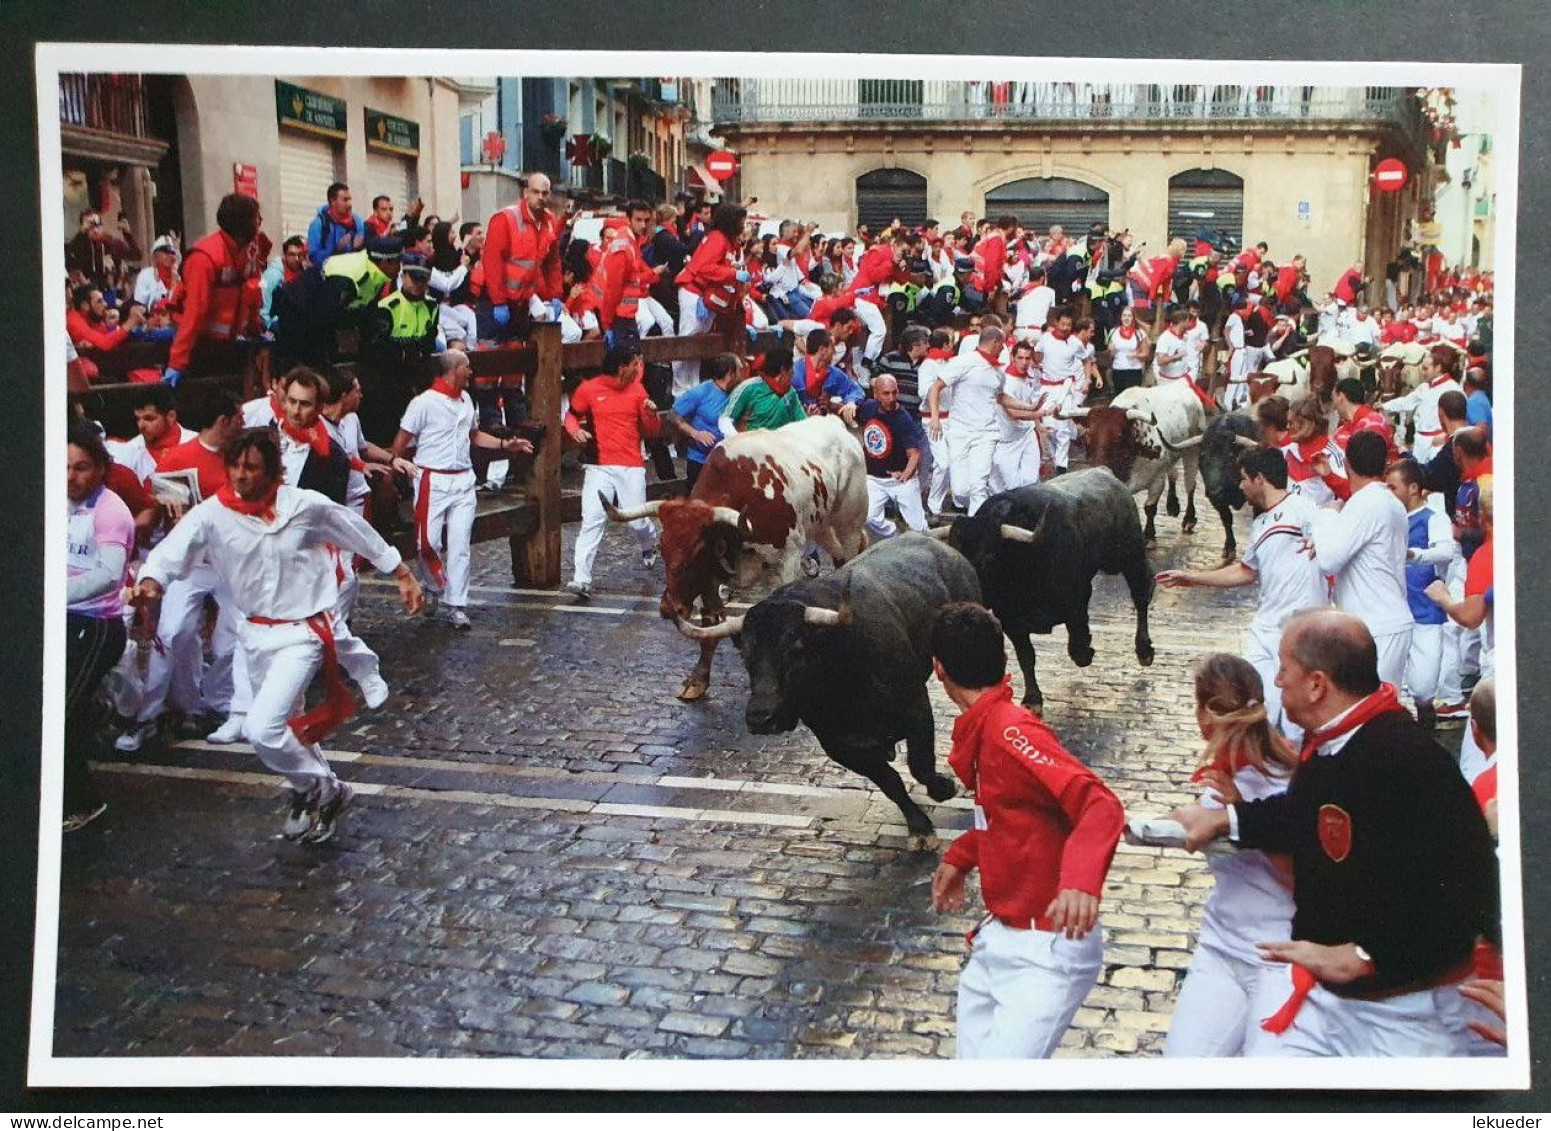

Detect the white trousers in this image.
[948,428,999,516]
[574,465,654,587]
[865,474,928,539]
[438,303,478,348]
[1405,621,1445,704]
[205,599,252,716]
[956,920,1104,1059]
[238,613,369,795]
[1373,627,1413,690]
[854,299,887,362]
[1245,963,1482,1057]
[636,296,675,338]
[1246,626,1303,747]
[136,562,235,722]
[673,288,715,395]
[991,433,1041,493]
[926,421,963,513]
[1046,418,1077,471]
[416,470,476,608]
[1412,432,1444,465]
[1438,555,1470,705]
[1164,944,1276,1058]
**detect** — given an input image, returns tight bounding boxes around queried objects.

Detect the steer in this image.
[606,414,867,702]
[674,533,979,838]
[1058,380,1206,546]
[1194,411,1261,561]
[944,468,1154,712]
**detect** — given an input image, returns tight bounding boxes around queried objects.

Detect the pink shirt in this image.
[67,485,134,618]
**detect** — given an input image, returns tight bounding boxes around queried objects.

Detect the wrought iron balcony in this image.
[59,73,151,139]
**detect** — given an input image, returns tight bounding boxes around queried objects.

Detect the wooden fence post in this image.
[512,322,564,588]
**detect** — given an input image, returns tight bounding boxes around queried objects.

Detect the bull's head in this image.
[1060,404,1155,482]
[605,495,750,622]
[1199,417,1261,509]
[946,505,1050,574]
[1377,358,1406,400]
[710,583,854,735]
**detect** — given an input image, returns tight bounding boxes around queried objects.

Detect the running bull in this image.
[1190,411,1261,562]
[942,468,1154,712]
[606,414,867,702]
[675,533,978,838]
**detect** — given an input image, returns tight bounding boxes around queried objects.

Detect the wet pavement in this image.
[49,477,1442,1061]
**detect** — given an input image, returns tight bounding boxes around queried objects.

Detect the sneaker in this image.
[62,802,108,834]
[206,713,247,745]
[359,673,390,709]
[303,781,354,845]
[566,580,592,602]
[1435,700,1471,720]
[281,788,319,840]
[641,548,659,570]
[445,607,472,631]
[114,720,156,754]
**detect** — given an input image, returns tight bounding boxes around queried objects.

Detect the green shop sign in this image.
[276,80,347,139]
[366,108,420,157]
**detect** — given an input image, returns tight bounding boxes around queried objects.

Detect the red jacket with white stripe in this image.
[482,200,562,307]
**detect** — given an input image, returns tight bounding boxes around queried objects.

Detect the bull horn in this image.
[1233,434,1261,449]
[604,495,663,523]
[1056,406,1091,421]
[1124,409,1151,423]
[925,524,953,540]
[999,523,1036,543]
[674,614,744,641]
[1170,433,1204,450]
[709,505,744,529]
[803,605,846,627]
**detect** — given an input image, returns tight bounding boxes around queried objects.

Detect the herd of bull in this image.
[596,337,1449,838]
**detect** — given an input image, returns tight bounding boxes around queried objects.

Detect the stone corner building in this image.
[712,80,1444,292]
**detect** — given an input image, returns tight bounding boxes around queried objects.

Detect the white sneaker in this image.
[641,548,659,570]
[206,713,247,744]
[359,673,390,709]
[114,720,155,753]
[446,607,472,630]
[566,580,592,602]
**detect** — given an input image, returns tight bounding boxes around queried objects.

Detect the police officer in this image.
[375,255,439,354]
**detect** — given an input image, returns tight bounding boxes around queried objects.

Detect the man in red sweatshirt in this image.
[929,602,1126,1058]
[67,283,143,353]
[564,341,663,600]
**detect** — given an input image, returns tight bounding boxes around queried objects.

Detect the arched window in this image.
[855,168,928,231]
[984,176,1109,235]
[1168,168,1245,249]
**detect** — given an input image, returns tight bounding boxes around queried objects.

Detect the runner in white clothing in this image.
[1380,346,1464,464]
[1162,654,1299,1057]
[1157,445,1329,741]
[132,429,425,844]
[1035,310,1098,474]
[1307,431,1414,687]
[991,339,1044,492]
[927,325,1006,516]
[1012,269,1056,343]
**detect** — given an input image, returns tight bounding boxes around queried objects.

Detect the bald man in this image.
[856,373,928,538]
[1172,608,1499,1058]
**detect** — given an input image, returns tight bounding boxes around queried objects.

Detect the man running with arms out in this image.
[132,429,424,844]
[929,602,1126,1058]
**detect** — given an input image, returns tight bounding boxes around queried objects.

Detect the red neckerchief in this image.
[1117,325,1136,340]
[976,346,1002,366]
[1297,683,1402,761]
[281,419,332,458]
[1429,375,1455,388]
[330,207,355,229]
[1294,436,1330,465]
[1462,456,1493,482]
[430,377,464,400]
[283,264,303,285]
[1190,743,1246,783]
[1048,328,1071,341]
[268,391,283,421]
[216,481,279,521]
[926,348,953,361]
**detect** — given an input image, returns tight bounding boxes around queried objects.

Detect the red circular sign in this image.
[706,150,739,181]
[1373,158,1409,192]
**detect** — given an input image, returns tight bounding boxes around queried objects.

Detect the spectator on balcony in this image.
[66,210,141,290]
[133,235,181,310]
[307,182,368,266]
[261,236,309,332]
[166,193,268,387]
[67,283,143,354]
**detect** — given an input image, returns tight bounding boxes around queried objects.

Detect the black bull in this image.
[946,469,1155,712]
[1196,412,1263,561]
[674,533,980,837]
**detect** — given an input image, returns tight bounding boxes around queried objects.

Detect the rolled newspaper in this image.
[1124,816,1238,857]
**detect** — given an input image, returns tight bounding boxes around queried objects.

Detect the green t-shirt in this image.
[728,378,806,431]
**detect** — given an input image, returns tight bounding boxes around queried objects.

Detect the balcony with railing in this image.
[59,73,169,164]
[712,80,1423,138]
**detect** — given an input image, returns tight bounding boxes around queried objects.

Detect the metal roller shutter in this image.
[1168,169,1244,248]
[855,168,927,231]
[366,148,418,218]
[278,132,341,245]
[984,177,1109,236]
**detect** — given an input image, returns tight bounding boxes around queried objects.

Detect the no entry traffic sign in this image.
[1373,157,1409,192]
[706,150,739,181]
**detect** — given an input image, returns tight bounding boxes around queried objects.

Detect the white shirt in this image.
[1343,312,1380,349]
[325,413,371,508]
[111,425,198,483]
[1311,480,1414,637]
[278,431,313,487]
[1225,313,1246,352]
[1108,326,1146,371]
[399,387,478,471]
[1317,302,1342,340]
[1182,320,1210,376]
[133,265,172,309]
[242,396,279,429]
[997,371,1039,443]
[936,351,1005,436]
[141,485,401,622]
[1242,491,1328,637]
[1154,330,1190,380]
[1038,331,1088,384]
[920,356,953,418]
[1197,763,1296,959]
[1015,285,1056,334]
[1381,376,1462,443]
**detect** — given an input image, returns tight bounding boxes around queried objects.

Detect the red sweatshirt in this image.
[564,375,662,468]
[158,437,230,499]
[1334,404,1399,463]
[674,230,739,296]
[943,680,1124,925]
[66,309,129,352]
[809,292,856,324]
[975,233,1007,294]
[847,244,904,296]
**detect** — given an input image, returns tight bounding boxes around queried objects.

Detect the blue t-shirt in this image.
[1466,389,1492,433]
[672,380,731,464]
[856,399,927,476]
[795,359,865,407]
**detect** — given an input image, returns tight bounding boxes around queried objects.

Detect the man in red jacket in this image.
[974,216,1016,319]
[67,283,143,353]
[929,602,1126,1058]
[1274,255,1308,311]
[165,193,267,386]
[479,172,563,343]
[845,230,910,365]
[595,200,665,339]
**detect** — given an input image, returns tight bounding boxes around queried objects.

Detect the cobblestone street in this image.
[54,497,1296,1060]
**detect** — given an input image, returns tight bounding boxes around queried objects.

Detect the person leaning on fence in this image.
[478,171,564,344]
[667,352,742,492]
[165,192,269,387]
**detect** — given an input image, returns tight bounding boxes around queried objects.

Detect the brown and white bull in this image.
[605,414,868,701]
[1057,380,1208,547]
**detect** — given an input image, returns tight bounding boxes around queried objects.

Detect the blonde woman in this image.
[1163,654,1299,1057]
